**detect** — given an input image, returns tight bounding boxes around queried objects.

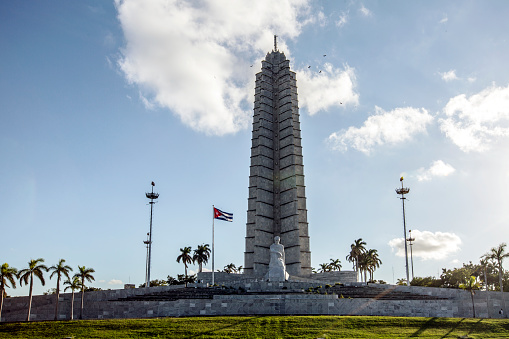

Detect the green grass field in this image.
[1,316,509,338]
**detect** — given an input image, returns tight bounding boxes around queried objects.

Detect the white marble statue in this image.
[266,236,289,281]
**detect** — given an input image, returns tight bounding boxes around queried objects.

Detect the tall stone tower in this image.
[244,39,311,278]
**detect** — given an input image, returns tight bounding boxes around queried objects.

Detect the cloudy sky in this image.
[2,1,509,296]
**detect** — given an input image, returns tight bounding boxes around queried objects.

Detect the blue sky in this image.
[2,1,509,296]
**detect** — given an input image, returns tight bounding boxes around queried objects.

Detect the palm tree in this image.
[357,252,369,282]
[318,263,331,273]
[176,247,193,286]
[346,238,366,281]
[488,243,509,292]
[73,266,95,319]
[193,244,211,273]
[396,278,407,286]
[18,258,49,321]
[480,254,494,318]
[49,259,73,321]
[480,255,494,291]
[459,275,481,318]
[223,263,237,273]
[365,249,382,282]
[63,276,81,320]
[221,263,243,273]
[329,258,342,271]
[0,263,18,322]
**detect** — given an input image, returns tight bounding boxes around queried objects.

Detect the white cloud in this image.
[416,160,456,181]
[439,83,509,152]
[139,92,155,110]
[439,15,448,24]
[336,12,348,27]
[103,32,116,48]
[388,230,461,260]
[115,0,313,136]
[105,56,113,68]
[440,70,458,82]
[359,4,372,17]
[317,11,327,27]
[298,64,359,115]
[328,106,433,154]
[108,279,123,285]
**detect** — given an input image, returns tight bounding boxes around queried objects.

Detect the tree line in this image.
[140,244,243,288]
[402,243,509,318]
[0,258,95,322]
[312,238,382,283]
[404,243,509,292]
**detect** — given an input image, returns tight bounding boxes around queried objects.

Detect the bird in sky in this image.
[319,70,322,73]
[308,66,311,68]
[323,54,327,57]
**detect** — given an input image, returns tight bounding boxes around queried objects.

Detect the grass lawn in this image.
[1,316,509,338]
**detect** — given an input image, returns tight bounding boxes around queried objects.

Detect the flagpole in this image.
[212,205,215,286]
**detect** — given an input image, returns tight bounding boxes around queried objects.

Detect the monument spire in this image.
[244,43,311,278]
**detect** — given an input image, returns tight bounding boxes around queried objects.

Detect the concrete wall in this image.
[196,271,357,285]
[2,283,507,322]
[308,271,357,284]
[1,285,185,322]
[196,272,245,284]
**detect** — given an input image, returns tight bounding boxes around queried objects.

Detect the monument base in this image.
[196,271,357,285]
[2,281,506,321]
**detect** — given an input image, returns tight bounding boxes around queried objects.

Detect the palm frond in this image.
[33,269,46,286]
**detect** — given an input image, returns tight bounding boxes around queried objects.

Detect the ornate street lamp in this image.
[396,177,410,286]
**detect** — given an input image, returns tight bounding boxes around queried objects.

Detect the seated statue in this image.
[266,236,289,281]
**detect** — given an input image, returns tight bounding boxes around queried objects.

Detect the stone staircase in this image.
[112,287,241,302]
[319,284,448,300]
[111,283,448,303]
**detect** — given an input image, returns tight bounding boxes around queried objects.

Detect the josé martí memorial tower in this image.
[244,37,312,278]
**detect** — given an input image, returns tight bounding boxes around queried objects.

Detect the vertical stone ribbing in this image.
[244,50,311,278]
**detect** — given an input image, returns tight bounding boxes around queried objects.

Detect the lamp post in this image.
[396,177,410,286]
[407,229,415,281]
[143,232,150,286]
[145,182,159,287]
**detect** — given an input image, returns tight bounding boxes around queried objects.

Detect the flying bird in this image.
[323,54,327,57]
[308,66,311,68]
[319,70,322,73]
[250,65,253,67]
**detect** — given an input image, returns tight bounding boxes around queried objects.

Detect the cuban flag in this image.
[214,207,233,222]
